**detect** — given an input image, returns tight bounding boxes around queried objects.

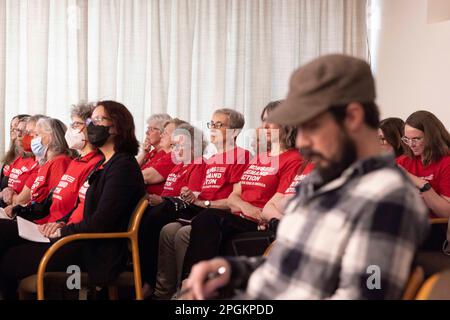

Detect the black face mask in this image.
[87,122,112,148]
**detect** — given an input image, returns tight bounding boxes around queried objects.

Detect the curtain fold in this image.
[0,0,367,155]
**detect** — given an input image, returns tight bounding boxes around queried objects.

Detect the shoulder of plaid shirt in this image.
[225,153,430,300]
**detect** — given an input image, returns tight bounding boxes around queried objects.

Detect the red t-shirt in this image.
[145,151,177,195]
[3,164,11,177]
[397,154,450,217]
[161,160,206,197]
[198,147,252,201]
[7,156,39,193]
[141,149,166,170]
[30,155,72,205]
[67,180,90,225]
[240,150,302,209]
[284,162,315,195]
[47,151,104,223]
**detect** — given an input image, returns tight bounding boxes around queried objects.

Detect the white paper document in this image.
[17,216,50,243]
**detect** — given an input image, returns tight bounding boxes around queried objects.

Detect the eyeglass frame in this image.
[86,116,113,126]
[378,136,388,145]
[401,136,424,146]
[207,121,229,129]
[70,121,86,130]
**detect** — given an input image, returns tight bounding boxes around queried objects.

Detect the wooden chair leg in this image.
[108,286,119,300]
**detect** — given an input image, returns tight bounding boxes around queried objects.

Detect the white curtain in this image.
[0,0,368,155]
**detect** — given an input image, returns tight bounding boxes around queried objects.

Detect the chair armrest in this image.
[430,218,449,225]
[37,232,131,300]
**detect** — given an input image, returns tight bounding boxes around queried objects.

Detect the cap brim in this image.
[267,98,329,126]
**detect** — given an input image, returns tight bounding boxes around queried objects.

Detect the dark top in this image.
[61,152,146,285]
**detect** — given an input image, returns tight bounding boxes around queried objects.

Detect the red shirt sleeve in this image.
[276,155,302,193]
[32,157,71,203]
[150,152,176,179]
[186,163,206,192]
[438,157,450,198]
[229,150,251,184]
[25,172,38,189]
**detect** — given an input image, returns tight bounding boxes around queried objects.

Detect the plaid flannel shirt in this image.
[227,154,429,300]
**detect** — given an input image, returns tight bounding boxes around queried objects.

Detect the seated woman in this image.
[0,100,146,300]
[138,108,251,298]
[137,113,172,167]
[0,115,41,207]
[261,160,315,224]
[180,101,302,285]
[3,117,73,219]
[143,118,187,195]
[5,103,103,224]
[149,123,207,299]
[397,110,450,218]
[379,117,406,159]
[1,114,30,189]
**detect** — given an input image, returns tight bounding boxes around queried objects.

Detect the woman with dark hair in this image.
[180,101,303,286]
[0,116,38,206]
[0,101,146,299]
[379,118,406,158]
[1,114,30,188]
[398,110,450,218]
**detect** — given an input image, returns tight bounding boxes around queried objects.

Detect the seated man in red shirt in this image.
[397,111,450,218]
[138,108,251,298]
[142,118,187,195]
[180,101,302,284]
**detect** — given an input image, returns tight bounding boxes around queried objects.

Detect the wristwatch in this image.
[204,200,211,208]
[419,182,432,193]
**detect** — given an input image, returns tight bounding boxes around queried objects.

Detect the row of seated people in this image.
[0,70,448,299]
[136,102,315,299]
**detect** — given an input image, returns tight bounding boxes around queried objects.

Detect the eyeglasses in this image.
[170,143,184,151]
[207,121,228,129]
[12,128,25,136]
[401,136,424,146]
[70,121,86,130]
[86,116,112,126]
[147,126,162,133]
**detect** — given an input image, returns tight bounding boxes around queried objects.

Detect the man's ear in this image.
[344,102,365,132]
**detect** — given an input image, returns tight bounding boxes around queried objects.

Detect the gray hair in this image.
[28,114,49,125]
[214,108,245,130]
[147,113,172,131]
[71,101,96,121]
[175,123,208,158]
[36,118,70,163]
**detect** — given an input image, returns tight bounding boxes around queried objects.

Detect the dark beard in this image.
[300,132,357,187]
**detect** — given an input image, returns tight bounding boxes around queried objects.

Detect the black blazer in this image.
[61,152,146,285]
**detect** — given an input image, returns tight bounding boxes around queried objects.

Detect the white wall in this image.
[372,0,450,128]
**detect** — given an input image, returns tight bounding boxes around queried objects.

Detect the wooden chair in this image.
[18,196,148,300]
[263,241,276,257]
[401,266,425,300]
[416,269,450,300]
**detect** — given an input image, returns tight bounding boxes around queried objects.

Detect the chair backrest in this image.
[263,241,276,257]
[402,266,424,300]
[127,196,149,234]
[416,269,450,300]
